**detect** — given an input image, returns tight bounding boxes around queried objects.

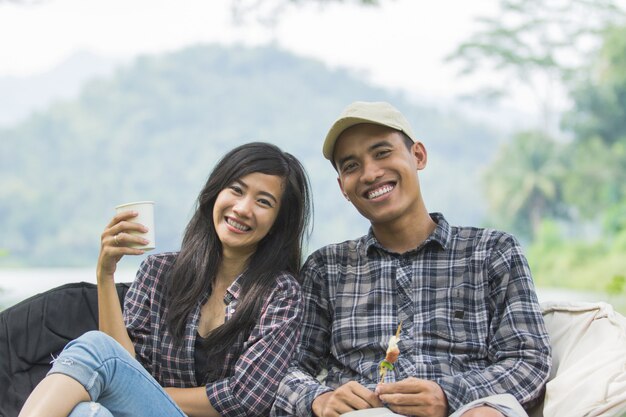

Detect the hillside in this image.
[0,44,499,266]
[0,51,121,127]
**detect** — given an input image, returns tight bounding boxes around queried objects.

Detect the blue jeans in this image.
[48,331,187,417]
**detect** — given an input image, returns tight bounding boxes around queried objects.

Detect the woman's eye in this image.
[229,185,243,194]
[258,198,273,208]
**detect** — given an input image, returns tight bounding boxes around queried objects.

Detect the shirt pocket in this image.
[422,285,489,358]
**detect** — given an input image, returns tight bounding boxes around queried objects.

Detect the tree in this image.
[558,137,626,221]
[447,0,625,131]
[563,25,626,145]
[559,25,626,221]
[0,0,386,24]
[229,0,382,26]
[0,44,497,266]
[483,130,566,239]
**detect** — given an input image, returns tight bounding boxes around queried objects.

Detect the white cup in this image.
[115,201,155,250]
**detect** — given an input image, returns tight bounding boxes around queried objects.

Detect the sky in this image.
[0,0,506,108]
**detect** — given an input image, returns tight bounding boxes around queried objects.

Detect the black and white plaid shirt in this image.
[272,213,551,416]
[124,252,302,417]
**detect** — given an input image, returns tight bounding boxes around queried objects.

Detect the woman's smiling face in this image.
[213,172,284,257]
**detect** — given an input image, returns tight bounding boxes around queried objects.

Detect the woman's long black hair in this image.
[165,142,312,373]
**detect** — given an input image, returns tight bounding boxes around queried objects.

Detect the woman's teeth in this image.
[227,218,251,231]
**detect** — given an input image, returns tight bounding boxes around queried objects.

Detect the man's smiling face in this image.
[333,123,427,227]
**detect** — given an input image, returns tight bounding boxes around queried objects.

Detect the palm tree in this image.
[484,130,566,239]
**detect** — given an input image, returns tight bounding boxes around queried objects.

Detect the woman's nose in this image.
[232,198,252,217]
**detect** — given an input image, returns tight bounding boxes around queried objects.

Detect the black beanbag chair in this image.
[0,282,130,417]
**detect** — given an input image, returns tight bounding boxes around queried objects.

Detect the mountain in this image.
[0,44,499,266]
[0,51,122,127]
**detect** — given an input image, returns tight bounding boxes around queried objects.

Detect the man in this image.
[272,102,551,417]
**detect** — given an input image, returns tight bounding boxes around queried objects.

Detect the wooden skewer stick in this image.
[379,321,403,384]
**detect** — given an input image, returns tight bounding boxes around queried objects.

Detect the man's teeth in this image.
[227,218,251,231]
[368,185,394,199]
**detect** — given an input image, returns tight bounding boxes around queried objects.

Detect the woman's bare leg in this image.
[18,374,90,417]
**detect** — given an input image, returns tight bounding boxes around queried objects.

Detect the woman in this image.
[19,142,312,417]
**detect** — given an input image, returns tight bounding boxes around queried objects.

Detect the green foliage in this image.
[564,25,626,144]
[475,18,626,276]
[453,3,626,299]
[447,0,625,133]
[559,25,626,220]
[0,45,498,267]
[559,139,626,219]
[528,220,626,292]
[483,130,566,240]
[229,0,382,26]
[604,200,626,235]
[606,275,625,296]
[448,0,625,97]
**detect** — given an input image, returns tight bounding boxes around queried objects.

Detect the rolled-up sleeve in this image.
[123,256,157,374]
[272,258,334,417]
[206,273,302,417]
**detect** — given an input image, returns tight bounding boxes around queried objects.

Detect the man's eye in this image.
[376,150,391,158]
[342,163,357,173]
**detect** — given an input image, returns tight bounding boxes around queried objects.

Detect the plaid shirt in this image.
[272,213,551,416]
[124,252,302,417]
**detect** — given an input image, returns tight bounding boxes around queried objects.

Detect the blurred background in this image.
[1,0,625,313]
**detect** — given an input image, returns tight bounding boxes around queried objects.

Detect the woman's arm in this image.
[97,210,150,356]
[164,387,220,417]
[97,273,135,355]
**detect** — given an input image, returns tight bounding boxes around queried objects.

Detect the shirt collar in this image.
[427,212,451,250]
[223,276,242,305]
[364,212,451,255]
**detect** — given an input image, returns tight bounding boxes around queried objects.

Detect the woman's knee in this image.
[68,402,114,417]
[65,331,130,359]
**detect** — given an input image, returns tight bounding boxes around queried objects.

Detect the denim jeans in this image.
[449,394,528,417]
[48,331,187,417]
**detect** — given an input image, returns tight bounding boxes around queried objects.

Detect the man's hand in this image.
[375,377,447,417]
[312,381,383,417]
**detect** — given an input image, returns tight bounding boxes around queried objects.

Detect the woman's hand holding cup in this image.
[97,203,155,282]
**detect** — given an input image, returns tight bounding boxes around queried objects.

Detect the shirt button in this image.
[224,293,234,305]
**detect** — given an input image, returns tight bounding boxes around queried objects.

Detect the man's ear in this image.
[411,141,428,170]
[337,177,349,201]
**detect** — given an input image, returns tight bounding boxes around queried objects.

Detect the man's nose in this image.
[361,159,384,184]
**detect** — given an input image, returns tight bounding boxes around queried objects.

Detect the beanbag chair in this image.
[531,301,626,417]
[0,282,130,417]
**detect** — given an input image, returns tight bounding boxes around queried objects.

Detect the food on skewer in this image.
[379,322,402,383]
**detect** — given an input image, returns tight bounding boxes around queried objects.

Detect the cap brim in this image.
[323,116,397,161]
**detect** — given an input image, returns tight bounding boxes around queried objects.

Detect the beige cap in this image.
[322,101,416,160]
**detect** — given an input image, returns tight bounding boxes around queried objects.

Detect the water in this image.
[0,268,604,310]
[0,268,138,308]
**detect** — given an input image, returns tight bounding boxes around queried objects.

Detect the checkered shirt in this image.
[124,252,302,417]
[271,213,551,416]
